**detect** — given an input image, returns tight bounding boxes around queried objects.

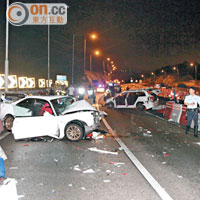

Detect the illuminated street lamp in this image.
[111,61,114,64]
[107,58,110,61]
[141,74,144,78]
[190,62,197,81]
[95,50,100,56]
[90,33,97,40]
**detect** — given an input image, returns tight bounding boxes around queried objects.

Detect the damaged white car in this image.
[0,95,101,141]
[105,89,159,111]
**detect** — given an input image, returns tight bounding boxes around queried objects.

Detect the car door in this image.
[127,92,138,108]
[135,92,148,107]
[12,98,59,140]
[115,93,127,108]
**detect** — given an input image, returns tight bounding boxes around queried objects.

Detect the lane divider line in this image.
[97,103,173,200]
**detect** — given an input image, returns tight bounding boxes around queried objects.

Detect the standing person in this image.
[88,85,96,104]
[68,85,75,97]
[184,87,200,137]
[49,84,55,96]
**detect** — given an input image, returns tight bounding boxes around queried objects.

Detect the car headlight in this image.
[78,87,85,95]
[91,111,100,124]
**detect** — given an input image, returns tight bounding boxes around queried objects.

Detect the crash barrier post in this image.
[179,105,187,126]
[163,102,173,119]
[0,157,5,178]
[170,102,182,123]
[165,102,200,131]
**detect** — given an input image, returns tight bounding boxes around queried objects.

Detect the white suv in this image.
[105,89,159,111]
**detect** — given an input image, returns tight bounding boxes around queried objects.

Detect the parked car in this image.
[105,89,159,111]
[0,95,101,142]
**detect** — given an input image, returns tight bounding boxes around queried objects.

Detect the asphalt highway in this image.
[0,94,200,200]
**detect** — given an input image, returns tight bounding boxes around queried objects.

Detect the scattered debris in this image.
[106,170,111,173]
[54,159,59,162]
[52,190,56,194]
[162,162,167,165]
[83,169,95,174]
[0,178,21,200]
[68,184,73,187]
[143,133,152,137]
[163,153,170,157]
[103,180,111,183]
[177,175,183,179]
[88,147,118,155]
[122,173,127,175]
[193,142,200,146]
[81,187,86,190]
[9,167,18,170]
[147,131,151,134]
[73,165,81,171]
[113,162,125,166]
[23,144,29,147]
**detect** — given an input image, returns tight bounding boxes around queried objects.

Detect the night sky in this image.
[1,0,200,82]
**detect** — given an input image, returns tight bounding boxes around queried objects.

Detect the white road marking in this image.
[96,98,173,200]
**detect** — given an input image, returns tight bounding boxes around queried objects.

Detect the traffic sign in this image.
[27,78,35,88]
[38,79,45,88]
[0,74,5,89]
[8,75,17,89]
[18,77,28,88]
[46,79,53,87]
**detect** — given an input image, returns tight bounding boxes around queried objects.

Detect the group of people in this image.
[184,87,200,138]
[49,84,96,104]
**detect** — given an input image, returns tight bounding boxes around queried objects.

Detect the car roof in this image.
[123,89,147,93]
[24,95,69,101]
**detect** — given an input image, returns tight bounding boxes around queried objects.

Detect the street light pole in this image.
[84,37,86,71]
[89,54,92,72]
[195,64,197,81]
[103,60,105,75]
[47,10,50,87]
[5,0,9,92]
[72,35,75,86]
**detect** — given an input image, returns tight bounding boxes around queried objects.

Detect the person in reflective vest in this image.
[184,87,200,137]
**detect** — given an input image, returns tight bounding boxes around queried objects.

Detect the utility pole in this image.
[84,37,86,71]
[47,10,50,87]
[90,54,92,72]
[72,35,75,86]
[5,0,9,92]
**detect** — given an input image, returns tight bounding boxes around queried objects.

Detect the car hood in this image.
[62,100,97,114]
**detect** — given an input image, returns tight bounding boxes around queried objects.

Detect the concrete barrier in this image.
[163,102,173,119]
[170,103,182,123]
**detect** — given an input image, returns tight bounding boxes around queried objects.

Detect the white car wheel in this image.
[65,123,84,142]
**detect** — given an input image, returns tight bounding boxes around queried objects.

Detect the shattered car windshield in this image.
[51,97,74,115]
